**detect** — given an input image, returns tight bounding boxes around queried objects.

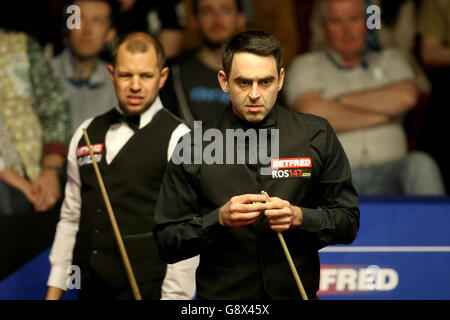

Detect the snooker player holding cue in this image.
[46,32,198,300]
[154,30,360,300]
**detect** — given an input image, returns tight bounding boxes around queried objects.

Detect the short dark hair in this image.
[222,30,283,77]
[111,31,166,69]
[193,0,243,16]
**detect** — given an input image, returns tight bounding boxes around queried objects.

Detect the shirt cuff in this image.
[47,266,69,291]
[161,255,199,300]
[297,207,322,233]
[202,207,229,242]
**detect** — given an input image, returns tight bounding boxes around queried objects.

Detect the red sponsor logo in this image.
[76,143,104,158]
[271,157,312,169]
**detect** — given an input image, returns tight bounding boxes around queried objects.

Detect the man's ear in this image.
[320,22,328,41]
[237,12,246,31]
[107,64,115,82]
[218,70,229,93]
[158,67,170,89]
[278,68,285,92]
[105,27,117,45]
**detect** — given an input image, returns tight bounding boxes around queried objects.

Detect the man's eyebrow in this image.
[258,76,276,82]
[233,76,251,82]
[233,76,276,82]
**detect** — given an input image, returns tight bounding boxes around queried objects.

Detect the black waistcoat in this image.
[196,105,323,300]
[73,108,181,292]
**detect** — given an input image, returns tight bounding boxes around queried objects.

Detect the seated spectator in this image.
[112,0,185,59]
[160,0,246,126]
[51,0,117,134]
[0,29,70,215]
[309,0,431,94]
[181,0,300,67]
[417,0,450,69]
[283,0,445,195]
[416,0,450,193]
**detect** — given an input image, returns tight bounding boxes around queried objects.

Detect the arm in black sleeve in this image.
[154,136,229,263]
[298,120,360,247]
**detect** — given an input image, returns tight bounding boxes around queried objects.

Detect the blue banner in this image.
[318,197,450,299]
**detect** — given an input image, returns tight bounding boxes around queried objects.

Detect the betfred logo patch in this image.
[77,143,104,158]
[271,157,312,169]
[270,157,312,179]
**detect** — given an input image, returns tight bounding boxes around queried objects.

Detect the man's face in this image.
[68,1,116,59]
[196,0,245,48]
[322,0,367,60]
[108,45,169,116]
[218,52,284,123]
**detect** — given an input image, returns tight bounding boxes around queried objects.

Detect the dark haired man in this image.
[46,32,197,300]
[160,0,246,127]
[154,31,360,300]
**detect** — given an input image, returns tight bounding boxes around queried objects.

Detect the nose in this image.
[130,76,141,92]
[249,83,261,101]
[341,19,359,37]
[212,9,220,19]
[81,19,93,35]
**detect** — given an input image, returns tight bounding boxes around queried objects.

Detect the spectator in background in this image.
[416,0,450,193]
[0,29,70,215]
[418,0,450,69]
[51,0,118,134]
[181,0,300,67]
[283,0,445,195]
[160,0,246,126]
[309,0,431,94]
[112,0,185,59]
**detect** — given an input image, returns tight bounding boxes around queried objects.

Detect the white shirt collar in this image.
[114,96,163,129]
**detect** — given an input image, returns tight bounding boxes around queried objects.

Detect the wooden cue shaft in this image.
[82,129,142,300]
[263,192,309,300]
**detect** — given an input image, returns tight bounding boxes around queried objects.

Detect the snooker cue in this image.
[82,129,142,300]
[262,191,309,300]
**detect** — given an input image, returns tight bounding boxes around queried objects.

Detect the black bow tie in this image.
[109,109,140,130]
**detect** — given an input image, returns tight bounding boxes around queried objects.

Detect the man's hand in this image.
[32,168,61,212]
[264,195,303,232]
[0,167,38,206]
[32,152,65,212]
[45,286,64,300]
[219,194,267,228]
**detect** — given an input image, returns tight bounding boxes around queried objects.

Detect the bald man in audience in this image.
[284,0,445,195]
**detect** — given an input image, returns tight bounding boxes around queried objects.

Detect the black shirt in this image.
[160,51,230,127]
[154,105,360,299]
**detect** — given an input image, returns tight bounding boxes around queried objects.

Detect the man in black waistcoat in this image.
[154,31,360,300]
[46,32,198,300]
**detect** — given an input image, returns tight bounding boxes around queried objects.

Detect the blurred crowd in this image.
[1,0,450,217]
